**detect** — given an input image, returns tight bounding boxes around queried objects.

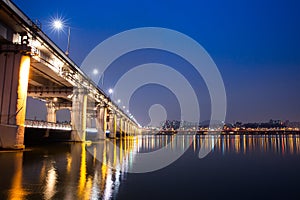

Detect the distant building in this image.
[286,121,300,129]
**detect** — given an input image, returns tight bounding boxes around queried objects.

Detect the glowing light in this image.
[108,88,113,94]
[17,55,30,129]
[49,15,67,33]
[117,99,121,103]
[53,19,63,30]
[53,97,58,102]
[93,69,98,75]
[50,16,71,56]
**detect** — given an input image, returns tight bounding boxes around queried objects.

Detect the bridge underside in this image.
[0,48,138,149]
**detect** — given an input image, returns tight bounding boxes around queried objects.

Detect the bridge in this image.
[0,0,140,149]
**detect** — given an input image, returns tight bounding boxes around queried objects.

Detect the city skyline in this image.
[13,0,300,125]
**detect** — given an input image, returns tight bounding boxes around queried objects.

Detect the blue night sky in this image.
[13,0,300,125]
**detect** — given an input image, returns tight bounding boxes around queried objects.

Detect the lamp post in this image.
[66,26,70,56]
[52,19,71,56]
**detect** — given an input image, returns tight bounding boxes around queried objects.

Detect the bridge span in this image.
[0,0,140,149]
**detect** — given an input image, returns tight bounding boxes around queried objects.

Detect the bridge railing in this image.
[25,120,72,130]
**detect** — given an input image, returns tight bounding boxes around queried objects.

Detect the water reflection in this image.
[0,138,133,199]
[8,152,28,200]
[88,135,194,173]
[192,134,300,155]
[0,134,300,199]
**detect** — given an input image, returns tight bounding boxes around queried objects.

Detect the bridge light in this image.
[92,69,98,75]
[53,19,63,30]
[51,17,71,56]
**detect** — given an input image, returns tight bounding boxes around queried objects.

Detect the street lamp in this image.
[52,19,71,56]
[108,88,114,100]
[92,69,99,75]
[108,88,113,95]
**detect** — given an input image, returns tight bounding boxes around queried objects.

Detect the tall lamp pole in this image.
[52,19,71,56]
[66,26,70,56]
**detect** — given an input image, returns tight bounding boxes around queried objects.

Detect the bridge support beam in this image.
[96,104,107,139]
[0,49,30,149]
[71,88,87,142]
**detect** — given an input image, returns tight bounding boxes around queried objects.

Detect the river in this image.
[0,134,300,199]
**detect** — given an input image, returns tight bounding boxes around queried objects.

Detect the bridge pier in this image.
[86,113,93,129]
[128,122,132,136]
[0,46,30,149]
[46,101,57,123]
[124,120,128,136]
[71,88,87,142]
[96,104,107,139]
[122,119,126,137]
[116,115,122,138]
[108,110,116,138]
[119,117,123,138]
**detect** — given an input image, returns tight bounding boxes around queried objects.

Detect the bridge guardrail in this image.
[25,120,72,130]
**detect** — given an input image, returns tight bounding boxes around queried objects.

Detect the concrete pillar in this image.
[119,117,123,138]
[96,104,107,139]
[127,121,131,136]
[122,119,126,137]
[0,48,30,149]
[116,115,122,138]
[108,111,116,138]
[129,123,132,135]
[86,113,93,129]
[46,101,56,123]
[71,87,87,142]
[126,121,130,136]
[123,120,127,136]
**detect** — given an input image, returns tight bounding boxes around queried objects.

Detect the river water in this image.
[1,134,300,200]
